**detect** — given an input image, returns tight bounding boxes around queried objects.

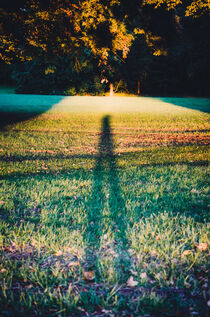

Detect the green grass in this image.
[0,96,209,316]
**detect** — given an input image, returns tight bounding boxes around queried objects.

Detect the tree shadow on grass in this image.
[0,112,41,131]
[155,97,210,113]
[83,115,129,272]
[0,95,65,130]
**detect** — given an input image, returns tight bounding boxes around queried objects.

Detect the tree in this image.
[0,0,134,95]
[142,0,210,17]
[0,1,133,65]
[0,0,209,96]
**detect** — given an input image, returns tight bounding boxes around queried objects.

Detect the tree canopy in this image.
[0,0,209,96]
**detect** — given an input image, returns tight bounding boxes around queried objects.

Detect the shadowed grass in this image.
[0,96,209,316]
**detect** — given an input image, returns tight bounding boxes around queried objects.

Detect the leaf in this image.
[127,276,138,287]
[107,248,117,257]
[55,250,63,256]
[195,242,208,252]
[191,188,198,193]
[140,272,148,280]
[181,250,192,258]
[82,270,95,281]
[151,250,158,257]
[68,261,80,267]
[130,269,138,276]
[155,272,162,279]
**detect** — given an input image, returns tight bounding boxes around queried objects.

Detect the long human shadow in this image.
[84,115,128,263]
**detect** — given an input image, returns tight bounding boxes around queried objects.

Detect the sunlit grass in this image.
[0,96,209,316]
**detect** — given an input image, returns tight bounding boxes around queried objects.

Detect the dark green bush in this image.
[64,87,77,96]
[12,58,107,96]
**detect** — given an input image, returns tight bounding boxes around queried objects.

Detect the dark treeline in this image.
[0,0,209,96]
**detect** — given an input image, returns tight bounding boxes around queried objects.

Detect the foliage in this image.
[143,0,210,16]
[0,0,133,64]
[11,55,107,95]
[12,58,76,95]
[0,0,209,96]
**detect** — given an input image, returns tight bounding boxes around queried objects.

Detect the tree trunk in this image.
[109,83,114,96]
[137,80,140,95]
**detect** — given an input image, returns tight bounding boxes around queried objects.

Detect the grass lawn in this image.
[0,96,209,316]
